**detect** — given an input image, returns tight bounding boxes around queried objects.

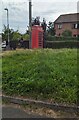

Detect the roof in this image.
[54,13,79,23]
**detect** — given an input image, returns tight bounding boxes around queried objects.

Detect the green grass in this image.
[2,49,77,104]
[0,54,2,91]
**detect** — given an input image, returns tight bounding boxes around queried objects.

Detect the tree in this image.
[47,22,55,36]
[41,18,47,32]
[2,25,22,42]
[2,25,14,42]
[32,17,40,26]
[22,33,29,41]
[62,30,72,37]
[12,30,21,41]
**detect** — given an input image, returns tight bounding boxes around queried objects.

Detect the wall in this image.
[54,23,79,37]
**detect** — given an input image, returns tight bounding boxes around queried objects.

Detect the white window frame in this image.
[73,23,79,29]
[75,24,77,29]
[58,24,62,29]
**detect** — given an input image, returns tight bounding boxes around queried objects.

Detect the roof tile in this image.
[54,13,79,23]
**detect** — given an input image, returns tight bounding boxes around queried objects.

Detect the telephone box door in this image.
[32,25,43,49]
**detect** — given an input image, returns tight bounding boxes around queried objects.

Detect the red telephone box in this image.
[32,25,43,49]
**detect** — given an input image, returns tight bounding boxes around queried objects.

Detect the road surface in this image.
[2,105,47,118]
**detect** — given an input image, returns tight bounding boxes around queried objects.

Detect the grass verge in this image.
[2,49,77,105]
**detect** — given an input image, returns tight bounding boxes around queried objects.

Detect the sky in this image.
[0,0,79,34]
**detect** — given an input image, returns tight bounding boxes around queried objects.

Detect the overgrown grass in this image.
[0,55,2,91]
[2,49,77,104]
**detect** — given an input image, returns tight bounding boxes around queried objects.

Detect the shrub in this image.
[45,35,78,41]
[45,41,79,48]
[62,30,72,37]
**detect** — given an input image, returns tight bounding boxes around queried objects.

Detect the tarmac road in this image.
[2,105,47,118]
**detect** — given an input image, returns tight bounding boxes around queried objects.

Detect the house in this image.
[54,13,79,37]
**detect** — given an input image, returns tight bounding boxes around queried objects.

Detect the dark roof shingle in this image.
[54,13,79,23]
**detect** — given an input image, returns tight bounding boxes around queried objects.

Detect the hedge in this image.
[9,40,29,49]
[46,35,79,41]
[45,41,79,49]
[8,40,79,50]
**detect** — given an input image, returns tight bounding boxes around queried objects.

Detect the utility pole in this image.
[29,0,32,49]
[4,8,9,47]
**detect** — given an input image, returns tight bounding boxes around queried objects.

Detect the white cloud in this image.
[0,0,2,34]
[2,1,29,33]
[32,1,77,23]
[2,0,28,3]
[77,1,79,12]
[32,0,78,2]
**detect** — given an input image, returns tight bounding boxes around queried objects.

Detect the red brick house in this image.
[54,13,79,37]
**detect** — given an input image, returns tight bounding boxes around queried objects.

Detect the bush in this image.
[62,30,72,37]
[23,34,30,41]
[45,41,79,48]
[46,35,78,41]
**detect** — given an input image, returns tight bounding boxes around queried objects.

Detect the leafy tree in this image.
[2,25,22,42]
[62,30,72,37]
[22,33,29,41]
[12,30,21,41]
[32,16,40,26]
[47,22,55,36]
[41,18,47,32]
[2,25,14,42]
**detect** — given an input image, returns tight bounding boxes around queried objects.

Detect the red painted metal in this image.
[32,25,43,49]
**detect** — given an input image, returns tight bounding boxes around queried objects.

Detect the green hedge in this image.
[9,40,29,49]
[46,35,78,41]
[45,41,79,48]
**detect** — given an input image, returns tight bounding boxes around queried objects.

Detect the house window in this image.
[73,23,79,29]
[58,24,62,29]
[77,24,79,29]
[73,35,79,37]
[76,35,79,38]
[73,35,76,37]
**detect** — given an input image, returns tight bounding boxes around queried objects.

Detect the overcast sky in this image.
[0,0,78,34]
